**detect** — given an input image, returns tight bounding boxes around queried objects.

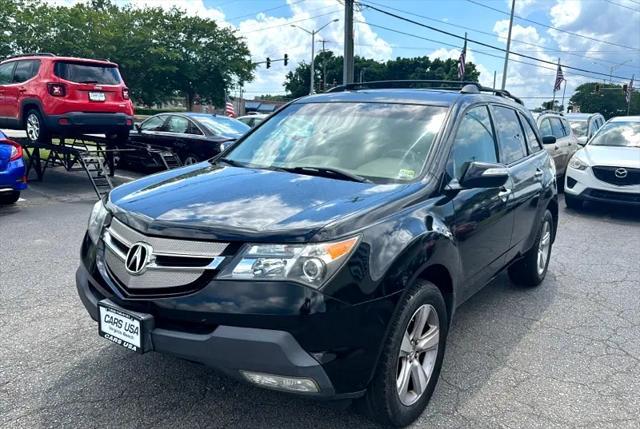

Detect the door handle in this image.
[534,168,543,178]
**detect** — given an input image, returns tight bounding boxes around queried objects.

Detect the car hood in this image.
[108,163,413,242]
[580,146,640,168]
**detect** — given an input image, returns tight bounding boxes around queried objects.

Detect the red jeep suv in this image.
[0,53,134,143]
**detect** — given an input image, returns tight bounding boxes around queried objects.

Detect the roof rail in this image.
[4,52,56,60]
[326,80,523,105]
[536,109,564,116]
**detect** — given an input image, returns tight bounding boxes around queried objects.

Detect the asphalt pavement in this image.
[1,168,639,428]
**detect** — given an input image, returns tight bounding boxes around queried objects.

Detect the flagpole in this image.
[628,74,635,116]
[551,58,559,110]
[459,33,467,82]
[561,79,567,113]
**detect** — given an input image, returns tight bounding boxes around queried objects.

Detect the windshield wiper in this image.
[217,158,247,168]
[280,166,372,183]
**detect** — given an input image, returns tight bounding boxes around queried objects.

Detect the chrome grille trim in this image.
[109,217,228,257]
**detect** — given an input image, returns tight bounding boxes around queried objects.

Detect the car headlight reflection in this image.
[218,237,360,288]
[568,156,589,171]
[87,200,109,244]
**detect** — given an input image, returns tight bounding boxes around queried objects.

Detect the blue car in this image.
[0,131,27,204]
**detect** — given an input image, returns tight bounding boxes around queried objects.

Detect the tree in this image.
[536,100,564,112]
[569,82,639,119]
[3,0,255,108]
[284,53,481,98]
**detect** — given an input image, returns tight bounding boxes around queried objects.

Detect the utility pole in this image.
[292,20,338,95]
[343,0,354,85]
[501,0,516,90]
[493,70,497,89]
[628,74,635,115]
[318,39,329,91]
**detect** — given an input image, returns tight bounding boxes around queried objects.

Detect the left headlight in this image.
[87,200,109,244]
[217,236,360,289]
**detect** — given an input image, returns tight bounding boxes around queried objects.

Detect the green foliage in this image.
[284,52,481,98]
[569,82,638,119]
[2,0,254,108]
[536,100,564,112]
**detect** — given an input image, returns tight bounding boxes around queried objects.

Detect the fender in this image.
[19,98,45,126]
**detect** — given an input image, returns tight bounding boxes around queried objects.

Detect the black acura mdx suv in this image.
[77,81,558,427]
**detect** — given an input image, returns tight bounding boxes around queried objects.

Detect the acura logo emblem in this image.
[615,168,628,179]
[125,243,153,275]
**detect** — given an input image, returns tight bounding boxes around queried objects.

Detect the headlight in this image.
[568,156,588,171]
[87,200,109,244]
[218,236,360,288]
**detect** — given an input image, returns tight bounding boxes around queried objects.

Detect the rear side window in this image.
[519,113,542,153]
[0,62,15,85]
[166,116,189,134]
[492,105,527,164]
[141,115,166,131]
[449,106,498,179]
[54,61,121,84]
[561,119,571,136]
[539,118,552,136]
[549,118,565,138]
[12,60,40,83]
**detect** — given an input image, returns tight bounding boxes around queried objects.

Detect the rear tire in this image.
[24,109,49,143]
[508,209,554,287]
[564,194,583,210]
[0,191,20,204]
[357,280,448,427]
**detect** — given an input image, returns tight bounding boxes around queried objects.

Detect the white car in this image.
[565,112,606,146]
[237,113,268,127]
[564,116,640,209]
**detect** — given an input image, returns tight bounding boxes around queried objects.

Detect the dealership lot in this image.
[1,173,638,428]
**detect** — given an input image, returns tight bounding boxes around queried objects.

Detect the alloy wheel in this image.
[537,220,551,276]
[26,113,40,141]
[396,304,440,406]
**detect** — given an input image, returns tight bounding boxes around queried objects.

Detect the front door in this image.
[0,61,17,122]
[446,105,513,297]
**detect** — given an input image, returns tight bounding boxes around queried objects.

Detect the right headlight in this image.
[568,156,589,171]
[87,200,109,244]
[217,236,360,289]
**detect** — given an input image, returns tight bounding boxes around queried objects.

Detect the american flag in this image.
[554,63,565,92]
[225,98,236,117]
[626,76,634,103]
[457,35,467,80]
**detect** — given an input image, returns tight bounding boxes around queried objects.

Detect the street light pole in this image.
[501,0,516,90]
[609,59,632,83]
[292,19,338,95]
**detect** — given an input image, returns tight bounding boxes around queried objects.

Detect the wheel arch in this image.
[19,99,45,127]
[546,196,559,242]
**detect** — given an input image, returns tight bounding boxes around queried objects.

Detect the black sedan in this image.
[121,112,250,168]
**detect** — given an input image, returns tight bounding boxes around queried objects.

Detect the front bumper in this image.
[565,166,640,206]
[45,112,133,135]
[76,235,396,398]
[0,159,27,192]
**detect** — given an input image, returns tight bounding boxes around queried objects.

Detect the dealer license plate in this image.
[98,303,144,353]
[89,91,106,102]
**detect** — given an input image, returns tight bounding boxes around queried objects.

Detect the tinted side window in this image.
[492,105,527,164]
[519,113,542,153]
[141,115,166,131]
[449,106,498,179]
[0,62,15,85]
[539,118,552,136]
[549,118,565,138]
[13,60,40,83]
[187,121,203,135]
[561,119,571,136]
[166,116,189,134]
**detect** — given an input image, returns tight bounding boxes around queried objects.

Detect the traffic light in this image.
[595,83,600,93]
[266,57,271,69]
[283,54,288,66]
[623,84,628,94]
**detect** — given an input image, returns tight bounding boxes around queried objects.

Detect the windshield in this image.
[196,116,250,138]
[225,102,447,183]
[589,121,640,147]
[54,61,121,84]
[569,120,588,138]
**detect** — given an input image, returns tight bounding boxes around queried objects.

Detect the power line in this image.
[241,10,341,34]
[359,20,629,84]
[603,0,640,13]
[357,2,634,81]
[362,0,640,71]
[465,0,640,52]
[226,0,307,21]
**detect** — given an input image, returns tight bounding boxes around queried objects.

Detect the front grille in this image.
[102,218,231,294]
[592,166,640,186]
[587,189,640,204]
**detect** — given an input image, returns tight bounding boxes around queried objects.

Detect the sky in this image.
[48,0,640,108]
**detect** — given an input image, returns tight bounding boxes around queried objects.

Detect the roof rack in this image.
[536,109,564,116]
[326,80,523,105]
[4,52,56,60]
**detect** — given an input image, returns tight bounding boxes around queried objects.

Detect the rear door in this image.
[539,117,564,175]
[560,117,578,160]
[446,105,513,296]
[549,117,570,173]
[491,104,542,249]
[7,60,40,120]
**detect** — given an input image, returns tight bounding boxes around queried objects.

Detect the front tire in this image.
[24,110,49,143]
[358,280,448,427]
[508,209,554,287]
[0,191,20,204]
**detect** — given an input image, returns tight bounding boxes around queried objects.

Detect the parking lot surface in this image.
[1,171,639,428]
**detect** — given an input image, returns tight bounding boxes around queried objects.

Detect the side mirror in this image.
[458,161,509,189]
[542,135,556,145]
[135,123,142,132]
[577,136,587,146]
